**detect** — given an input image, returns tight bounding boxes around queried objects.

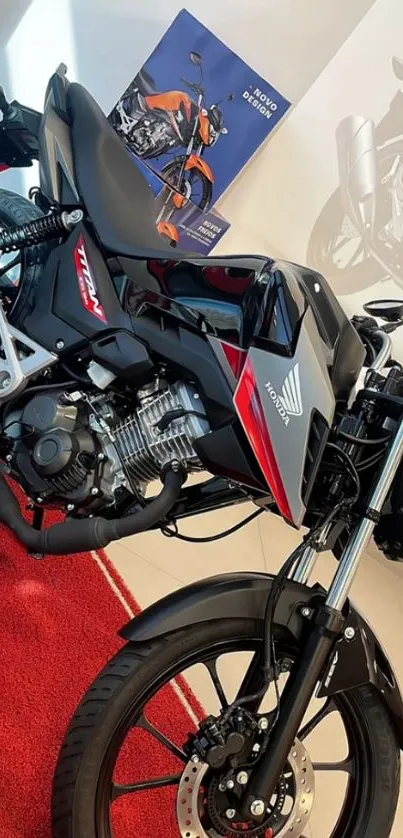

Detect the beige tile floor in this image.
[109,503,403,836]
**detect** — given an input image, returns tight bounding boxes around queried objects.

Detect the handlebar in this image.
[180,76,205,96]
[0,86,17,120]
[353,316,393,373]
[369,330,392,372]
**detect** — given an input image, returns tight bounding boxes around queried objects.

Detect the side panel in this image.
[234,308,335,526]
[22,224,132,353]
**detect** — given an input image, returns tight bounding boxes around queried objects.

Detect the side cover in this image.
[234,307,335,526]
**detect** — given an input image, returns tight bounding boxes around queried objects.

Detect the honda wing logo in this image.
[279,364,303,417]
[265,363,303,427]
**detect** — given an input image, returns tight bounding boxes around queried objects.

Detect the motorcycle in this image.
[110,51,233,214]
[0,64,403,838]
[308,55,403,295]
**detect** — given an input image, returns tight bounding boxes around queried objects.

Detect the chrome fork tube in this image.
[291,544,319,584]
[291,523,332,584]
[326,418,403,611]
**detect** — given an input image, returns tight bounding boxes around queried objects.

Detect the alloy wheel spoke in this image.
[137,713,187,762]
[0,253,21,277]
[111,772,182,800]
[298,697,336,742]
[204,657,229,709]
[345,241,365,268]
[331,236,364,268]
[330,234,351,257]
[235,650,266,710]
[313,755,354,775]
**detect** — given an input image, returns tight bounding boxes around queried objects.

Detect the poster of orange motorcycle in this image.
[109,9,291,227]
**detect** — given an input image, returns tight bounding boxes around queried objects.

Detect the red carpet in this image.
[0,507,201,837]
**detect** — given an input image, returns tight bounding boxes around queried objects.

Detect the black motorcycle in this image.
[1,65,403,838]
[308,55,403,294]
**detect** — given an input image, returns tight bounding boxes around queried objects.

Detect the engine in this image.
[4,380,210,514]
[132,115,176,157]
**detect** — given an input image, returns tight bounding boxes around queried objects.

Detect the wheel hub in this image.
[177,738,315,838]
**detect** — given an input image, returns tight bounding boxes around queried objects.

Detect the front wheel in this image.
[306,140,403,294]
[161,158,213,211]
[52,617,400,838]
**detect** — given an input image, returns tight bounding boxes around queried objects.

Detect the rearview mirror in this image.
[190,51,202,65]
[364,298,403,322]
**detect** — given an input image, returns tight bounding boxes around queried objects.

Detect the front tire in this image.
[161,158,213,211]
[52,618,400,838]
[307,140,403,294]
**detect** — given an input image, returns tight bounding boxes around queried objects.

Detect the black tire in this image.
[0,188,49,326]
[161,158,213,211]
[52,617,400,838]
[306,140,403,294]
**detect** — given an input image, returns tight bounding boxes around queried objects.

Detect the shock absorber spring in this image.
[0,209,84,253]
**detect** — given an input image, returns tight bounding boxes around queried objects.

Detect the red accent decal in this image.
[0,164,10,173]
[220,340,246,380]
[74,235,107,323]
[202,266,252,296]
[234,356,292,521]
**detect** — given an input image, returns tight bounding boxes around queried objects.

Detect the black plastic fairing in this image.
[121,256,269,347]
[252,265,306,356]
[21,224,132,354]
[288,261,366,399]
[130,314,235,420]
[193,424,268,491]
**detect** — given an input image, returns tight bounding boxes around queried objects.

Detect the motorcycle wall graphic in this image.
[112,55,232,214]
[307,55,403,295]
[109,9,291,213]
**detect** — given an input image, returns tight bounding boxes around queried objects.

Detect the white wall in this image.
[228,0,403,354]
[1,0,375,251]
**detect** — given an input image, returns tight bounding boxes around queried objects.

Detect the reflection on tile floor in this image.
[108,504,403,836]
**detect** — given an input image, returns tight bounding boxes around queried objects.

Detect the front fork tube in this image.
[243,605,343,818]
[245,417,403,818]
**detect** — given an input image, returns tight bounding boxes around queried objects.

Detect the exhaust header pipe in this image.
[0,466,184,555]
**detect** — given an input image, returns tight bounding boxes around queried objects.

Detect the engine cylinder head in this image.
[114,381,209,487]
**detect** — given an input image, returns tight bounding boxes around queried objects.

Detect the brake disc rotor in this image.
[177,738,315,838]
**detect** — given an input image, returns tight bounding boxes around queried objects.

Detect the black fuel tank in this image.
[122,255,365,401]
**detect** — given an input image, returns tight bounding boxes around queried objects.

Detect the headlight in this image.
[209,126,218,146]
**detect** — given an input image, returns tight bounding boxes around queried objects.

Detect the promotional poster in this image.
[110,9,291,211]
[134,157,231,255]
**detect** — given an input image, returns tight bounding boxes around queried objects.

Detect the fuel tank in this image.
[122,255,365,403]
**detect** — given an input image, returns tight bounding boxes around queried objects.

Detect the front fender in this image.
[336,115,378,237]
[120,572,403,748]
[185,153,215,182]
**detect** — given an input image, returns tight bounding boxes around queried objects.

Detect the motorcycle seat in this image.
[135,69,157,98]
[67,82,186,260]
